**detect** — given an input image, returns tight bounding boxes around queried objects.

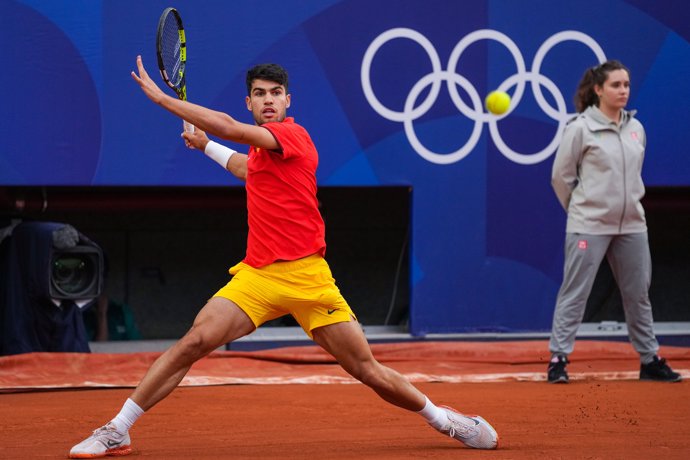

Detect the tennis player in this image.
[68,57,498,457]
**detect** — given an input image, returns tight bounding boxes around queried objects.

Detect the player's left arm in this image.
[131,55,279,152]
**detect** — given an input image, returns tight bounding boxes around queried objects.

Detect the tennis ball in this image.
[485,90,511,115]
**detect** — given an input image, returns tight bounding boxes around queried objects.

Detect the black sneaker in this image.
[547,355,569,383]
[640,356,682,382]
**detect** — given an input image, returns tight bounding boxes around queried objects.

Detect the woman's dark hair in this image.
[574,59,630,112]
[246,63,289,95]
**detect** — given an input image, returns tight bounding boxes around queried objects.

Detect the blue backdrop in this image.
[3,0,689,334]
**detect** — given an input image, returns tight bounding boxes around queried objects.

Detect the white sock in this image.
[111,398,144,433]
[416,396,448,429]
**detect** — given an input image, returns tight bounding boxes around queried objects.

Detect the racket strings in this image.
[159,17,184,87]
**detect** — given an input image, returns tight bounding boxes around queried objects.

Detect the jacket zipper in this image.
[617,129,627,233]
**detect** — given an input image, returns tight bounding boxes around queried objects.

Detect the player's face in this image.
[246,79,291,125]
[596,69,630,113]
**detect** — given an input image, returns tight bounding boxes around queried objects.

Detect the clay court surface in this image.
[1,340,689,459]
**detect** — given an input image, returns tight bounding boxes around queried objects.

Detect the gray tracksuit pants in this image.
[549,232,659,364]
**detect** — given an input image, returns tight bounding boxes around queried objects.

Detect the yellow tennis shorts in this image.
[213,254,356,338]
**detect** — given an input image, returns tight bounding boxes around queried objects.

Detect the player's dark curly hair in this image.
[574,59,629,112]
[246,63,289,95]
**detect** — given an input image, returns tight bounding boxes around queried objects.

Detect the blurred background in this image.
[1,0,689,345]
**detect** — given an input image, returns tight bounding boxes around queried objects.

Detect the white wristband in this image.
[204,141,236,169]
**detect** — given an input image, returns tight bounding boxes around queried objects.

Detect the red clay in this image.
[1,380,689,459]
[1,341,689,459]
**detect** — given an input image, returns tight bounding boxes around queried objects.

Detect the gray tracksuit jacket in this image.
[551,105,648,235]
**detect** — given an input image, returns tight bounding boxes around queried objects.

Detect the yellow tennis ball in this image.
[485,91,511,115]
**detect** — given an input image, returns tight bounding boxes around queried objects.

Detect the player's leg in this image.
[607,233,681,381]
[548,233,609,382]
[281,254,497,448]
[278,255,422,410]
[69,297,255,458]
[311,321,498,449]
[130,297,255,409]
[312,320,423,409]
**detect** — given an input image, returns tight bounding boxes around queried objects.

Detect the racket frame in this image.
[156,7,193,132]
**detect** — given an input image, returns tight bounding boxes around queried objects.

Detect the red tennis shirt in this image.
[243,117,326,267]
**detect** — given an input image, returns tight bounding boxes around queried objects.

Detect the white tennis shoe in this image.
[69,422,132,458]
[435,406,499,449]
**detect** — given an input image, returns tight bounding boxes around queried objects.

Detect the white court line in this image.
[3,369,688,391]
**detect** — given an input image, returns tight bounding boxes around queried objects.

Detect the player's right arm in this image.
[182,128,247,181]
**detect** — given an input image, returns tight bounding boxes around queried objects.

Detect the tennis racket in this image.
[156,7,193,132]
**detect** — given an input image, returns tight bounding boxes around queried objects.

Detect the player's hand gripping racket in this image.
[156,7,194,132]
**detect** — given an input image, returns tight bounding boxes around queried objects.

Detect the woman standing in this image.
[548,60,681,383]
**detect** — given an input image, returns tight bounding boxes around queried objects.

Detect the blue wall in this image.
[3,0,690,334]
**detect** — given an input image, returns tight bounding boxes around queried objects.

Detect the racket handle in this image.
[183,120,195,133]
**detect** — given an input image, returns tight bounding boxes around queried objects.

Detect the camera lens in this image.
[51,254,97,297]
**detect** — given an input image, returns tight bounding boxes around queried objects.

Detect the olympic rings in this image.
[361,28,443,123]
[361,28,607,165]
